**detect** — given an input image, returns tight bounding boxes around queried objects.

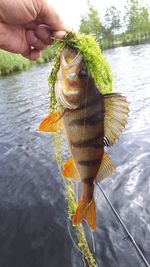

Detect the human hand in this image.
[0,0,67,60]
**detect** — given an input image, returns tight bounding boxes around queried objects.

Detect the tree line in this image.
[79,0,150,49]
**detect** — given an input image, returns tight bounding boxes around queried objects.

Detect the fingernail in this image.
[53,31,67,39]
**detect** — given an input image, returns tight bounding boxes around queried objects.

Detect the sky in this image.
[50,0,150,29]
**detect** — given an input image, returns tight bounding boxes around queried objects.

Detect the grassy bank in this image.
[0,44,57,76]
[1,34,150,77]
[100,33,150,50]
[0,50,31,76]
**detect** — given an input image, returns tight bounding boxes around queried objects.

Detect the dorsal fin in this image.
[103,93,129,146]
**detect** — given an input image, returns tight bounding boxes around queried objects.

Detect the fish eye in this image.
[78,70,87,78]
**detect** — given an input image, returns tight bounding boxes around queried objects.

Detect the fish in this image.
[39,47,129,231]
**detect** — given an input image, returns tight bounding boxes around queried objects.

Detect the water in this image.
[0,44,150,267]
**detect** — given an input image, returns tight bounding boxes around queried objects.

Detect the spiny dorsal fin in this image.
[103,93,129,146]
[96,152,116,182]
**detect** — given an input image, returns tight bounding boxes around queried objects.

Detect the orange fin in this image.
[72,198,96,231]
[63,158,80,181]
[38,112,62,132]
[96,152,116,182]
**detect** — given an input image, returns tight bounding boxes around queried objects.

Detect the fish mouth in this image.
[55,48,82,109]
[61,48,82,68]
[55,79,78,109]
[63,88,80,96]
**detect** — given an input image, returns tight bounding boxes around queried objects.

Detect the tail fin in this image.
[72,197,96,231]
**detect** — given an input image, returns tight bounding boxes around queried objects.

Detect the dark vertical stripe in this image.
[77,97,101,111]
[69,111,103,126]
[83,177,94,186]
[71,132,103,148]
[78,159,100,166]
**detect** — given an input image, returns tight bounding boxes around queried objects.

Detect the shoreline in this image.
[0,39,150,77]
[0,44,57,77]
[100,37,150,50]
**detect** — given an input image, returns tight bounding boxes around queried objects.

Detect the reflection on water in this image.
[0,44,150,267]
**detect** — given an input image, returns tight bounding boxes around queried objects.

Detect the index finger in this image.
[35,24,67,45]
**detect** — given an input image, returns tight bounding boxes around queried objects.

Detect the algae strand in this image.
[53,133,96,267]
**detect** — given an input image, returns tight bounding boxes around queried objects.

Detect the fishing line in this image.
[67,223,90,267]
[80,70,98,260]
[95,182,150,267]
[75,182,79,202]
[67,223,83,254]
[79,69,98,260]
[81,71,90,148]
[90,231,96,254]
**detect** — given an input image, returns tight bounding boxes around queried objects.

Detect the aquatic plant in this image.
[48,32,113,266]
[53,133,96,267]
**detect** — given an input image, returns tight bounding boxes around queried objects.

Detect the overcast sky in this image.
[50,0,150,29]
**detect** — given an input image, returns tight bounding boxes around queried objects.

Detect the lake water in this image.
[0,44,150,267]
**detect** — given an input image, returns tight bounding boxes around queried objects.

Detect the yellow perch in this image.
[39,47,129,231]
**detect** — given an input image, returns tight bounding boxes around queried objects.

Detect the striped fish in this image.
[39,47,129,231]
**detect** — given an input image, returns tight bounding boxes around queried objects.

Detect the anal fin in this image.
[96,152,116,182]
[63,157,80,181]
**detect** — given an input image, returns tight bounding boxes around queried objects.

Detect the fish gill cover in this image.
[47,32,113,267]
[49,32,113,112]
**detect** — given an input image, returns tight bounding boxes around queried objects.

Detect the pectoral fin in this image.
[63,157,80,181]
[103,93,129,146]
[96,152,116,182]
[38,112,63,132]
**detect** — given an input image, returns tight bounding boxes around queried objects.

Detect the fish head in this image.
[55,47,89,109]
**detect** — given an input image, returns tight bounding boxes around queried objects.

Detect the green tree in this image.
[102,5,121,46]
[125,0,150,41]
[79,0,150,49]
[138,6,150,37]
[79,5,102,40]
[127,0,140,35]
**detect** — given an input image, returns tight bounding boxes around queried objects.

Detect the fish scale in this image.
[62,91,104,185]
